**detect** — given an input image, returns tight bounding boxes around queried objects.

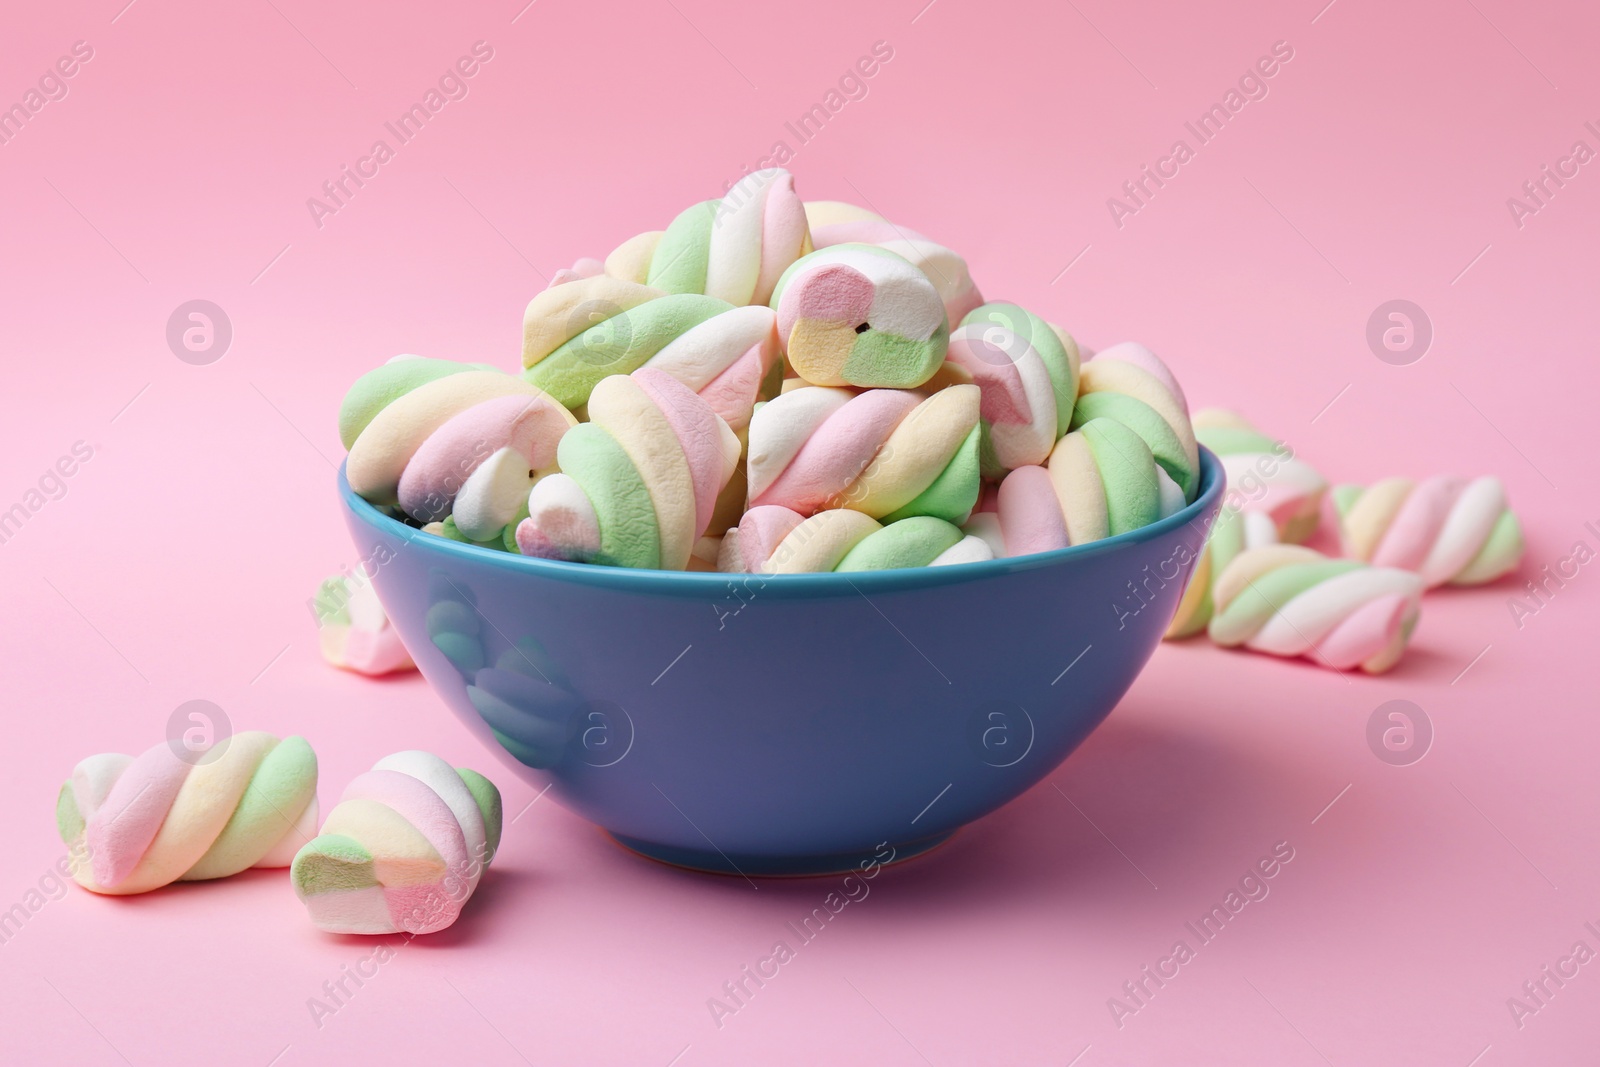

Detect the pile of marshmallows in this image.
[337,168,1523,674]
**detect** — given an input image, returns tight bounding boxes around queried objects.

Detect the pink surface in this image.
[2,0,1597,1063]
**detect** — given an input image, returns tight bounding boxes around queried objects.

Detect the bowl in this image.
[339,449,1223,876]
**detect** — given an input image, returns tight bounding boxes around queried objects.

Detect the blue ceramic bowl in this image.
[339,449,1223,876]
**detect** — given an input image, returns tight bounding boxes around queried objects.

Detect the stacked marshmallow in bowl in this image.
[336,168,1527,674]
[339,167,1199,580]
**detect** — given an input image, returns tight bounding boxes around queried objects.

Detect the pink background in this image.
[2,0,1597,1063]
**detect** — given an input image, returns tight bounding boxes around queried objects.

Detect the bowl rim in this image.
[339,447,1224,593]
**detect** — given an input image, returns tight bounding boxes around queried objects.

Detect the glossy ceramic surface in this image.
[339,450,1224,876]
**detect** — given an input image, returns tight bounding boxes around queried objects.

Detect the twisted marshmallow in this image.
[516,368,741,570]
[343,361,576,542]
[640,168,813,306]
[1330,475,1523,587]
[770,244,949,389]
[982,419,1187,556]
[603,231,664,285]
[720,506,992,573]
[1165,411,1325,638]
[522,291,778,429]
[315,574,415,676]
[338,355,497,450]
[291,751,502,935]
[1207,545,1423,673]
[1071,343,1200,503]
[1194,409,1325,543]
[944,302,1081,477]
[804,200,983,325]
[1164,504,1282,639]
[57,733,318,895]
[522,274,662,372]
[747,383,981,524]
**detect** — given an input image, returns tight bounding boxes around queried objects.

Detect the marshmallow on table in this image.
[1330,475,1524,588]
[1206,544,1424,673]
[719,506,992,573]
[944,301,1082,479]
[804,199,984,326]
[747,383,981,525]
[1193,409,1326,543]
[342,361,577,543]
[522,291,779,431]
[291,752,502,936]
[1070,343,1200,504]
[315,574,415,676]
[56,733,319,895]
[1164,410,1325,639]
[517,368,741,570]
[1165,505,1281,639]
[769,244,950,389]
[981,419,1188,557]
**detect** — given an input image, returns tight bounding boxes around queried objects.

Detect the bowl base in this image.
[608,830,955,878]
